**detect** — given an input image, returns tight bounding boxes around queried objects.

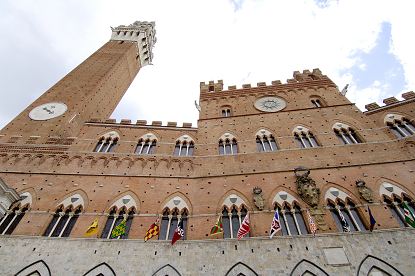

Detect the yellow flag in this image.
[84,218,99,237]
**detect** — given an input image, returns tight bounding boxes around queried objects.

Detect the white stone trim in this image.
[164,196,189,212]
[57,194,84,210]
[223,194,246,210]
[379,182,406,198]
[0,178,19,218]
[111,195,137,212]
[324,187,349,202]
[272,191,297,206]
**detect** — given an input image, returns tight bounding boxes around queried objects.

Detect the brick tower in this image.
[0,21,156,143]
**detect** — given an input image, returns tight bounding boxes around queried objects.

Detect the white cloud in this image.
[0,0,414,129]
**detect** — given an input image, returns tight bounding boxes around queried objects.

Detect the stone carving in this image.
[253,187,265,211]
[294,167,320,207]
[356,179,374,203]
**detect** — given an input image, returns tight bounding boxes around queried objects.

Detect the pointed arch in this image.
[290,259,329,276]
[15,260,51,276]
[104,190,140,213]
[160,192,192,214]
[152,264,182,276]
[225,262,258,276]
[173,134,195,156]
[217,189,251,213]
[292,125,319,148]
[83,262,116,276]
[93,131,120,153]
[357,255,403,276]
[55,189,88,211]
[332,122,363,144]
[379,181,413,199]
[322,183,361,204]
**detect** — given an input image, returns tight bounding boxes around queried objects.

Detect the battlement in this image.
[110,21,156,67]
[365,91,415,112]
[200,68,329,93]
[87,118,195,129]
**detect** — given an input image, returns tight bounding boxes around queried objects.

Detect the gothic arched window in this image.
[158,196,189,241]
[135,133,157,155]
[293,126,319,148]
[173,135,195,156]
[221,106,232,117]
[43,206,82,237]
[101,207,135,239]
[333,123,363,144]
[272,192,308,236]
[93,131,119,153]
[220,194,249,239]
[0,192,32,235]
[384,114,415,139]
[218,133,238,155]
[256,129,278,152]
[310,97,324,108]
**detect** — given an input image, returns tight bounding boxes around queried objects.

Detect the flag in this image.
[237,213,250,240]
[306,209,317,236]
[367,206,376,231]
[144,218,160,241]
[269,209,281,238]
[210,216,223,236]
[84,218,99,237]
[340,84,349,95]
[171,220,184,245]
[337,209,350,232]
[403,202,415,228]
[111,218,127,238]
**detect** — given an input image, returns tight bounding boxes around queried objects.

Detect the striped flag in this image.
[403,202,415,228]
[306,209,317,236]
[270,209,281,238]
[237,213,250,240]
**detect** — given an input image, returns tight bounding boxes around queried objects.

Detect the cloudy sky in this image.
[0,0,414,129]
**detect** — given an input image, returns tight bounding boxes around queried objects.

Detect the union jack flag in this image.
[270,209,281,238]
[306,209,317,236]
[237,213,250,240]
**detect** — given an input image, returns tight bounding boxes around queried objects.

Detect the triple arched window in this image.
[272,192,308,236]
[333,123,363,144]
[293,126,319,148]
[325,188,366,232]
[256,129,278,152]
[384,114,415,139]
[135,133,157,155]
[0,192,32,235]
[173,135,194,157]
[93,131,119,153]
[221,106,232,117]
[159,196,189,241]
[101,195,137,239]
[310,97,324,108]
[218,133,238,155]
[220,194,249,239]
[380,182,415,228]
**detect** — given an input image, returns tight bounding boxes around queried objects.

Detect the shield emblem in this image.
[122,198,130,204]
[230,196,237,203]
[279,193,288,200]
[71,197,79,203]
[330,190,339,197]
[384,186,394,192]
[173,199,181,205]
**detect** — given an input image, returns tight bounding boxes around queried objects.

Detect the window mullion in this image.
[348,131,358,144]
[96,141,104,152]
[178,144,182,156]
[230,142,234,155]
[403,122,415,134]
[165,215,172,240]
[345,207,360,231]
[186,144,189,156]
[268,138,274,151]
[228,212,233,239]
[299,135,307,148]
[138,142,144,154]
[340,132,350,144]
[48,213,63,237]
[106,214,118,239]
[292,209,302,235]
[58,212,74,237]
[260,139,266,151]
[395,124,408,137]
[1,212,18,235]
[282,210,291,235]
[0,213,10,227]
[105,140,113,153]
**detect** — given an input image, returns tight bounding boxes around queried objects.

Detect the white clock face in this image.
[254,96,286,112]
[29,102,67,121]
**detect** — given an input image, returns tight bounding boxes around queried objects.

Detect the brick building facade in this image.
[0,21,414,275]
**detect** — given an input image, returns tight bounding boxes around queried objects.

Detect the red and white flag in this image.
[171,220,184,245]
[306,209,317,236]
[237,213,250,240]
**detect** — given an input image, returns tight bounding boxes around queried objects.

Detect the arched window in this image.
[325,187,366,232]
[135,133,157,155]
[44,205,82,237]
[384,114,415,139]
[255,129,278,152]
[310,98,323,108]
[293,126,319,148]
[220,194,249,239]
[101,195,137,239]
[333,123,363,144]
[173,135,195,156]
[93,131,119,153]
[272,192,308,236]
[0,192,32,235]
[159,196,189,241]
[218,133,238,155]
[221,106,232,117]
[43,194,84,238]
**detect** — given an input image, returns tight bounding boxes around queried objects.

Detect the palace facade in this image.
[0,21,414,276]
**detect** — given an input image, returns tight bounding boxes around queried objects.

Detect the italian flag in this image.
[403,202,415,228]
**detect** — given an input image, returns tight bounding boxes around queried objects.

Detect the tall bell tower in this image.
[0,21,156,143]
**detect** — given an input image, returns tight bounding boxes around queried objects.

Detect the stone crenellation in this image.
[365,91,415,112]
[86,119,194,128]
[200,68,327,93]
